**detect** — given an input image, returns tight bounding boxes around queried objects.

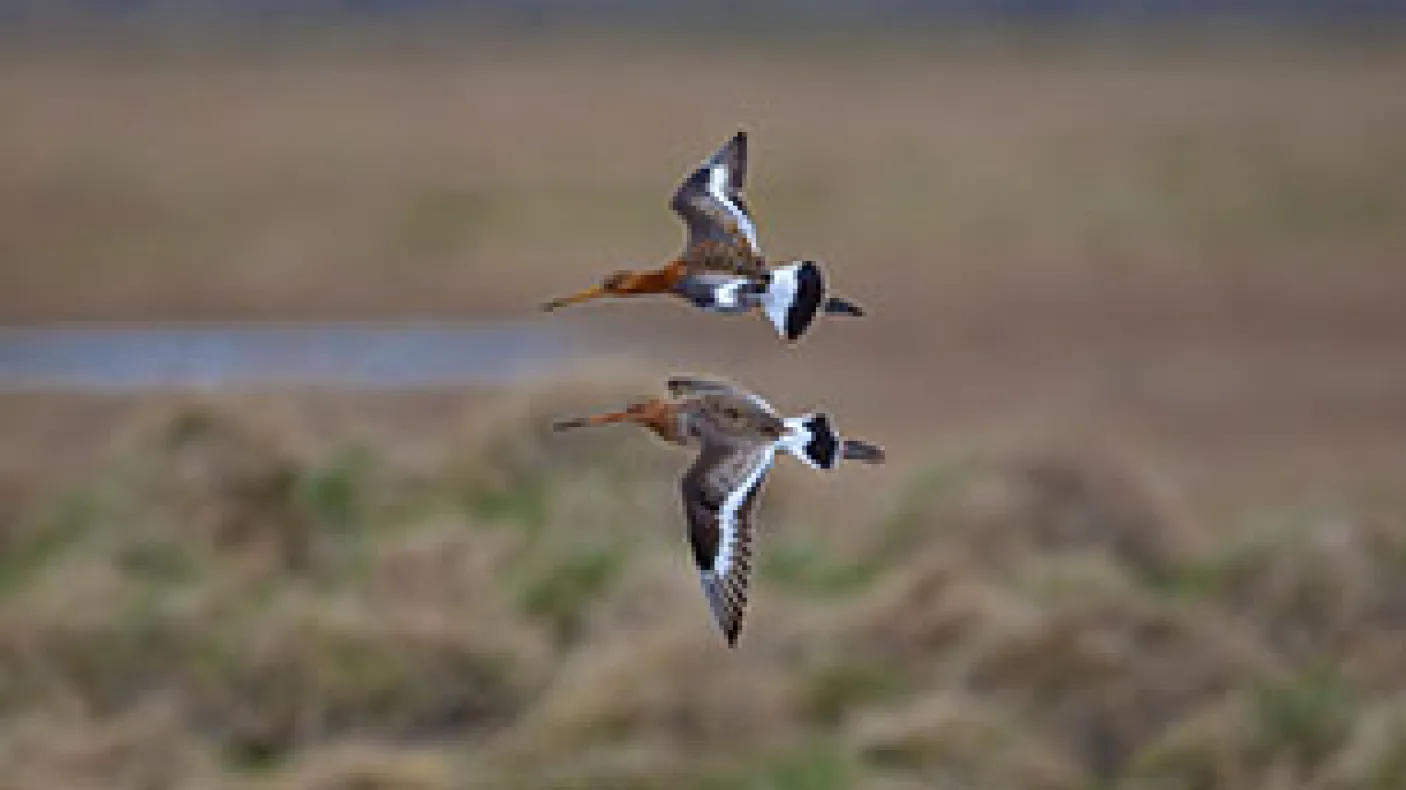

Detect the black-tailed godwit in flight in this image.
[541,130,865,343]
[552,375,884,646]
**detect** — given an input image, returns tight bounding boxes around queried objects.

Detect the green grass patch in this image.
[1152,501,1348,602]
[868,455,977,564]
[0,486,102,594]
[760,538,873,597]
[115,538,203,587]
[1251,662,1359,769]
[518,543,628,644]
[292,444,378,534]
[464,475,552,533]
[798,658,911,726]
[755,457,977,605]
[738,741,855,790]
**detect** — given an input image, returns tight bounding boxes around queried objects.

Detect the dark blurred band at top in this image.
[1,0,1405,30]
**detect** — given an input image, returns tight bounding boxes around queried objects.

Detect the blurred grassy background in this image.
[3,16,1406,790]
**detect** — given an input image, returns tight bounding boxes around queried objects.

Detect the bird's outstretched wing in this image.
[667,375,778,416]
[680,439,775,647]
[670,130,764,270]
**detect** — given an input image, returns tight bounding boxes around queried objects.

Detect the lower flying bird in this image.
[541,130,864,343]
[551,375,884,646]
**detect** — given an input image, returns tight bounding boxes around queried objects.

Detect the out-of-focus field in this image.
[3,31,1406,789]
[4,33,1406,509]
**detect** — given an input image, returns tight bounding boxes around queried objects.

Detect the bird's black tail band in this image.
[824,297,864,317]
[842,440,885,464]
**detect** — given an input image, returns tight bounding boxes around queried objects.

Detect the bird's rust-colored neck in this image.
[617,260,687,294]
[629,398,683,443]
[552,398,682,444]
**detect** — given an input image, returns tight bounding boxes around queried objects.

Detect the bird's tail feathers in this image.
[823,296,865,317]
[763,261,826,343]
[780,412,840,470]
[780,412,886,470]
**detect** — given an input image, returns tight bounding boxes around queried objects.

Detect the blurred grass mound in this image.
[2,378,1406,790]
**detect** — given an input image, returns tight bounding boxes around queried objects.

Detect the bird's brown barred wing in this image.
[669,130,765,275]
[680,438,775,647]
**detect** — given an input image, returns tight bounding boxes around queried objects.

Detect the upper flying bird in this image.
[540,130,865,343]
[551,375,884,646]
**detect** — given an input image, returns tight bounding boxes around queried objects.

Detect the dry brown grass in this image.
[0,374,1403,789]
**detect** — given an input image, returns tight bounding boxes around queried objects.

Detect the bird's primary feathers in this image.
[670,129,765,273]
[682,439,774,646]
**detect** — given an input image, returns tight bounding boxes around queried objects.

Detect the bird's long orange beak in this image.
[551,408,635,432]
[541,285,608,312]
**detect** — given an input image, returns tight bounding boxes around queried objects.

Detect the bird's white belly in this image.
[711,279,748,310]
[681,273,756,314]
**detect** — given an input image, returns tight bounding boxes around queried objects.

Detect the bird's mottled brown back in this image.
[682,238,767,279]
[670,131,767,278]
[683,394,786,446]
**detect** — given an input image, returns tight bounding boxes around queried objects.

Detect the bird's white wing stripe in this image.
[712,444,775,578]
[707,163,760,254]
[742,391,779,417]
